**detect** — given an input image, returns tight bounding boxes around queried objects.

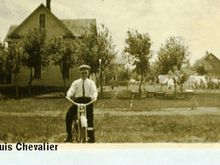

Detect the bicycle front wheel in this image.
[81,127,87,143]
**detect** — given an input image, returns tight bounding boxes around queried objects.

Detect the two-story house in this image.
[2,0,96,87]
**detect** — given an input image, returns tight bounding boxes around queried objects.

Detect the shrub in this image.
[98,91,114,99]
[116,90,133,99]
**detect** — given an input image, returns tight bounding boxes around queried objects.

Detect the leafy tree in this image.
[119,69,130,81]
[0,42,8,84]
[195,65,207,75]
[47,37,78,92]
[6,41,23,98]
[193,52,213,75]
[123,30,152,95]
[156,36,189,74]
[77,24,99,74]
[22,28,49,95]
[103,64,116,85]
[78,24,116,98]
[78,24,116,75]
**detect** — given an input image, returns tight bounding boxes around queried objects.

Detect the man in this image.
[65,64,98,143]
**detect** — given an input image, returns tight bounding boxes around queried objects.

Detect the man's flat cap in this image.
[78,64,91,70]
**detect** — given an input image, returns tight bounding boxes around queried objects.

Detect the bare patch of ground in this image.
[0,107,220,117]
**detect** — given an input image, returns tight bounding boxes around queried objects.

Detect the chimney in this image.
[46,0,51,10]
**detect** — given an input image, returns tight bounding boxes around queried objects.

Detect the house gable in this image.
[201,53,220,77]
[7,4,73,40]
[203,53,220,63]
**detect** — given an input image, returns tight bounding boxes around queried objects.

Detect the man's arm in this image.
[66,96,80,106]
[90,80,98,101]
[66,81,76,101]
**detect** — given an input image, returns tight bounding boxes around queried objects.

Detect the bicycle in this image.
[66,96,96,143]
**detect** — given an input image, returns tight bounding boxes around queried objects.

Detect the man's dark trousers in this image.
[66,97,95,143]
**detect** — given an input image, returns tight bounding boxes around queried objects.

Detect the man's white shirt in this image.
[66,78,98,100]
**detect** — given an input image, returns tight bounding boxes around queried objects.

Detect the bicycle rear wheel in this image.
[73,120,80,143]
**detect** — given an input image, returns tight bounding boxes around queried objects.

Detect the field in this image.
[0,91,220,143]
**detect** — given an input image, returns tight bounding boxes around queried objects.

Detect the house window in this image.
[39,14,46,29]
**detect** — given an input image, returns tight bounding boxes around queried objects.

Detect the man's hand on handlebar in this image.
[66,96,96,106]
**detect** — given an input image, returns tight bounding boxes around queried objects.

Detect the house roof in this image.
[197,53,220,75]
[202,53,220,63]
[61,19,96,37]
[195,53,220,65]
[4,25,18,41]
[4,4,96,41]
[6,25,18,36]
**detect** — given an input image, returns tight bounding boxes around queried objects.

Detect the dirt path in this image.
[0,110,65,117]
[0,107,220,117]
[95,107,220,116]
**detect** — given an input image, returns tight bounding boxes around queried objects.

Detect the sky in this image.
[1,0,220,64]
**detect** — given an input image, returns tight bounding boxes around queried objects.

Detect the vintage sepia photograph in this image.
[0,0,220,144]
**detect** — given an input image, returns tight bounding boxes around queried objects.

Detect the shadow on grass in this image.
[0,86,64,99]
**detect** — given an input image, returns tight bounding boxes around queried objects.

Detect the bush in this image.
[0,86,64,98]
[118,81,128,86]
[116,90,133,99]
[98,91,114,99]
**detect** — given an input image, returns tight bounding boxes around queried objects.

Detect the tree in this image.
[78,25,116,73]
[193,51,212,75]
[78,24,116,75]
[0,42,8,84]
[119,69,130,81]
[123,30,152,95]
[156,36,189,74]
[6,41,23,98]
[103,64,116,85]
[78,24,116,98]
[47,37,78,92]
[77,24,99,74]
[195,65,207,75]
[22,28,49,95]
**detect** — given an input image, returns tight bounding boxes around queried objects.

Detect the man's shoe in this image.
[64,137,73,143]
[88,138,95,143]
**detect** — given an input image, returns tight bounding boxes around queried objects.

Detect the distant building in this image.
[194,52,220,77]
[1,0,96,86]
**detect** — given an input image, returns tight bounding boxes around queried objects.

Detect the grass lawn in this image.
[95,114,220,142]
[0,93,220,143]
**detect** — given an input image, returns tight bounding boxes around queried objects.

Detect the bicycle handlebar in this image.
[66,96,96,106]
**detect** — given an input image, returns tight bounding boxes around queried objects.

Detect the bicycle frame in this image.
[76,104,88,143]
[66,96,96,143]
